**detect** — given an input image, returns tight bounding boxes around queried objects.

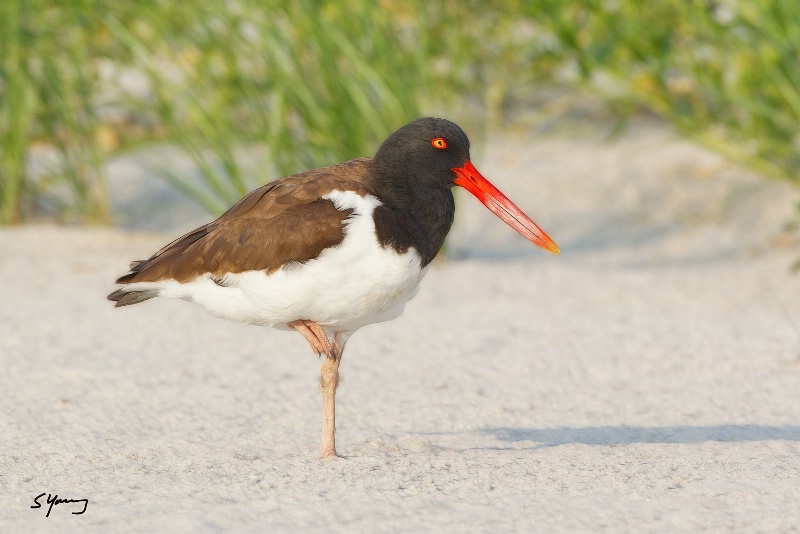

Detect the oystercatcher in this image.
[109,117,558,458]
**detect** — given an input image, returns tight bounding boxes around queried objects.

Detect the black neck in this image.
[370,168,455,266]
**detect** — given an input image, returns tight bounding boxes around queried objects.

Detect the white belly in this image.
[132,190,428,332]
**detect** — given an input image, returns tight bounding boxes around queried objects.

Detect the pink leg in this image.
[288,321,350,458]
[288,320,334,358]
[319,332,350,459]
[319,352,340,458]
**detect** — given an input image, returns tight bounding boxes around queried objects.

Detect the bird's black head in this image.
[373,117,471,188]
[372,116,560,256]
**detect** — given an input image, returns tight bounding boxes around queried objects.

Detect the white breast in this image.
[133,190,428,331]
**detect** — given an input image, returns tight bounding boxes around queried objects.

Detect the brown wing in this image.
[116,158,374,284]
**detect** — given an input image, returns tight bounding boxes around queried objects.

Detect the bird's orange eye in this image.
[431,137,447,150]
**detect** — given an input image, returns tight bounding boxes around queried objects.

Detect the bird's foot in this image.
[318,447,343,460]
[288,320,336,359]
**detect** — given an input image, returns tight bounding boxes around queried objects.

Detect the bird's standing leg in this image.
[319,331,351,459]
[319,351,340,459]
[288,321,351,458]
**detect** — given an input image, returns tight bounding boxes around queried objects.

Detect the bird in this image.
[108,117,559,458]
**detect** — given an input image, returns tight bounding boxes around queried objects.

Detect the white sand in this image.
[2,123,800,532]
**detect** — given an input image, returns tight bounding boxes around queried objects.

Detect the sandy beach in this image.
[2,122,799,532]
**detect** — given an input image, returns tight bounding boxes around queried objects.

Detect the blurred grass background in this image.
[0,0,797,224]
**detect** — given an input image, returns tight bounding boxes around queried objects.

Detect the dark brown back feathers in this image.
[115,158,374,286]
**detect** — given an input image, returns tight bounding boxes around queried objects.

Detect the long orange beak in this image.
[452,161,559,255]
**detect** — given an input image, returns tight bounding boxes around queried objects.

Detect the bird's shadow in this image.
[479,425,800,446]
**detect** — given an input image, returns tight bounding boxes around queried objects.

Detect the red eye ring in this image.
[431,137,447,149]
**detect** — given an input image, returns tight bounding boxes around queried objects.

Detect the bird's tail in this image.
[107,288,159,307]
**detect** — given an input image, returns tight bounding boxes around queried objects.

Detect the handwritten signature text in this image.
[31,493,88,517]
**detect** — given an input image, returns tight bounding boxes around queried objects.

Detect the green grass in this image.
[523,0,800,185]
[0,1,798,223]
[106,0,439,213]
[0,0,111,223]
